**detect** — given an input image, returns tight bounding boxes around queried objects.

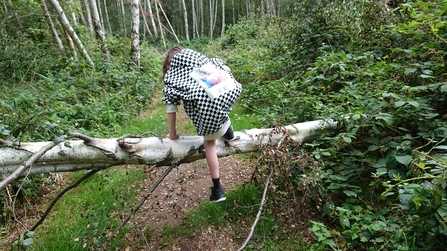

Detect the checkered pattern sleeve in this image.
[162,49,242,136]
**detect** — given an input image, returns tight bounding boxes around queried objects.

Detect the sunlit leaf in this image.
[344,190,358,197]
[395,155,413,166]
[404,68,417,75]
[339,216,350,228]
[395,101,406,107]
[407,101,419,107]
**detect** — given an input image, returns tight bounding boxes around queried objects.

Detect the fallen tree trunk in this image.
[0,120,338,182]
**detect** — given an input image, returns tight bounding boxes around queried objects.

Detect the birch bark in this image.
[154,0,166,49]
[89,0,110,60]
[0,120,339,181]
[39,0,65,56]
[181,0,189,41]
[49,0,94,67]
[130,0,140,70]
[103,0,112,33]
[146,0,158,36]
[83,0,93,32]
[220,0,225,37]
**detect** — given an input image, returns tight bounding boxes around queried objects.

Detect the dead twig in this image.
[238,166,274,251]
[102,163,178,247]
[30,169,99,231]
[238,130,288,250]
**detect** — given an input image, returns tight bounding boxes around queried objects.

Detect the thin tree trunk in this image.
[246,0,249,19]
[268,0,275,16]
[39,0,65,56]
[181,0,189,41]
[209,0,213,38]
[261,0,264,15]
[191,0,199,38]
[232,0,234,24]
[96,0,105,30]
[200,0,203,36]
[77,0,86,25]
[49,0,94,67]
[220,0,225,37]
[2,2,8,33]
[211,0,218,38]
[120,0,127,36]
[83,0,93,32]
[89,0,110,60]
[69,1,78,26]
[103,0,112,33]
[130,0,140,70]
[155,0,166,49]
[147,0,158,37]
[140,4,153,37]
[157,0,179,42]
[64,29,78,60]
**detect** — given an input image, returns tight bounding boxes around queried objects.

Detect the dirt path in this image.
[132,100,256,250]
[132,156,254,250]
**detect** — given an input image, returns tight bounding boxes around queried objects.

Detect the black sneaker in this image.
[222,125,235,141]
[209,187,226,203]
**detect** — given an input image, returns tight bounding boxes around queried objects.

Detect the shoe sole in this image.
[210,197,226,203]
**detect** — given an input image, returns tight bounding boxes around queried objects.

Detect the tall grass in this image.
[32,167,146,250]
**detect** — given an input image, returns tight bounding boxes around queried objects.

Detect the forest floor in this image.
[130,102,317,250]
[133,155,256,250]
[2,98,318,250]
[132,100,258,250]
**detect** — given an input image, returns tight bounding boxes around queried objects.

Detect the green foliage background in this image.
[1,0,447,250]
[216,0,447,250]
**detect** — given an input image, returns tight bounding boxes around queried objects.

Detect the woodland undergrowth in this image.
[1,0,447,250]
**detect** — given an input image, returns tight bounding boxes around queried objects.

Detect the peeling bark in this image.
[0,120,338,182]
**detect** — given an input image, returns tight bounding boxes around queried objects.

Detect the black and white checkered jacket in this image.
[162,48,242,136]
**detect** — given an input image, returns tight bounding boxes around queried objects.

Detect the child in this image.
[162,46,242,202]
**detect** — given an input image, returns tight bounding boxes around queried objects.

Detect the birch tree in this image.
[49,0,94,67]
[267,0,275,16]
[39,0,65,56]
[232,0,235,24]
[191,0,198,38]
[157,0,179,42]
[155,0,166,49]
[130,0,140,70]
[97,0,105,30]
[220,0,225,37]
[181,0,189,41]
[146,0,158,36]
[63,28,78,60]
[0,119,339,186]
[119,0,127,36]
[103,0,112,33]
[200,0,204,35]
[89,0,110,60]
[77,0,87,25]
[209,0,213,38]
[140,3,153,39]
[83,0,93,32]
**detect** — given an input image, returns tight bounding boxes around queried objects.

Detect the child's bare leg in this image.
[204,139,219,179]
